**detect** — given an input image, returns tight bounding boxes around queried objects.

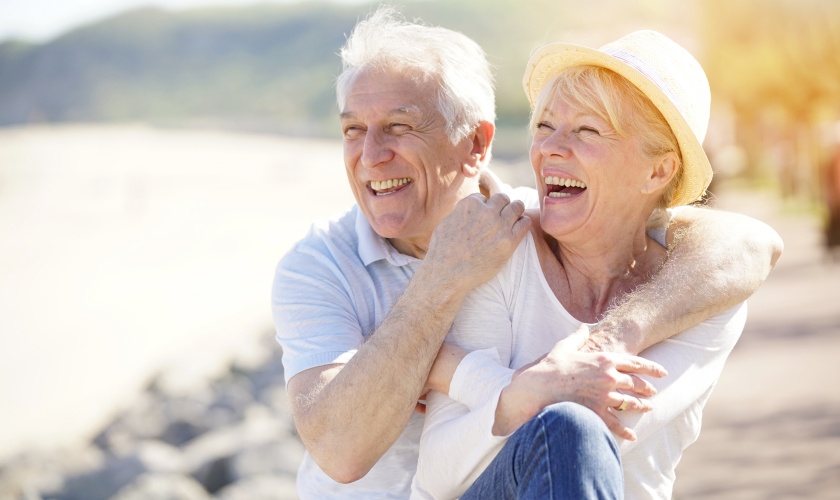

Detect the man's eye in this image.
[343,126,364,138]
[389,123,410,133]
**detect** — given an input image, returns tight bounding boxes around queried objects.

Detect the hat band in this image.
[601,47,685,119]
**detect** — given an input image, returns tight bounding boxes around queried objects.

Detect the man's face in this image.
[340,69,474,254]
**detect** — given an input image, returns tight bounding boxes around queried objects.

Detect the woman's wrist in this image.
[426,343,468,395]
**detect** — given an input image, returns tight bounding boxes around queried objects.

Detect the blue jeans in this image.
[461,402,623,499]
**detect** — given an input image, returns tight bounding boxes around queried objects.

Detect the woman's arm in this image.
[584,206,782,355]
[412,350,516,499]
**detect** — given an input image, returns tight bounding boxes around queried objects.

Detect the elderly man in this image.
[272,7,782,499]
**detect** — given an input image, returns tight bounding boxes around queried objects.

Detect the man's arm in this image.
[584,206,783,354]
[286,194,530,483]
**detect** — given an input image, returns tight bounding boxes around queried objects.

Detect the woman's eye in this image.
[536,122,554,132]
[577,126,599,135]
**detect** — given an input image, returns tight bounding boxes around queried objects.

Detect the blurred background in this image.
[1,0,838,498]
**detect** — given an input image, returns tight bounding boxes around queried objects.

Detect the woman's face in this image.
[530,94,657,242]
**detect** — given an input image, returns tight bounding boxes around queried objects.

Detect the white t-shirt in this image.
[410,231,747,499]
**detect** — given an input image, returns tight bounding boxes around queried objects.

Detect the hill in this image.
[0,0,694,155]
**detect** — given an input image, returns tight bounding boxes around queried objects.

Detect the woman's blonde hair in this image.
[530,66,684,222]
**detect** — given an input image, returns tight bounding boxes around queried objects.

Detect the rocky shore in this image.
[0,332,303,499]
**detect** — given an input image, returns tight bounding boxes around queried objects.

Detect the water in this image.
[0,124,353,459]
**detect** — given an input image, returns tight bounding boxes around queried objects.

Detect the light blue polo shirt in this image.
[271,174,538,498]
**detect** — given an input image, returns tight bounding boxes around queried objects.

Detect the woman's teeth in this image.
[545,176,587,198]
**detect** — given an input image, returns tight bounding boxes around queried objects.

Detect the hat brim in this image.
[523,43,712,207]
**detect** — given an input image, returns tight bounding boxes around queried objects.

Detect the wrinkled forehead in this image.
[340,67,440,119]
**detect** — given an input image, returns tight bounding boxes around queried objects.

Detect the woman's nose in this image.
[540,130,572,158]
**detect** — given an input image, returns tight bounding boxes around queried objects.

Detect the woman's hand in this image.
[494,332,667,440]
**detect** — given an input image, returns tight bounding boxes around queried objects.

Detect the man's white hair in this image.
[336,6,496,145]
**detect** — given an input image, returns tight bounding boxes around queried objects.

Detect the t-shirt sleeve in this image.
[617,301,748,453]
[411,351,514,500]
[272,242,365,384]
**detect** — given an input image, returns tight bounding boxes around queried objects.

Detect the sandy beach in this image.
[1,125,838,498]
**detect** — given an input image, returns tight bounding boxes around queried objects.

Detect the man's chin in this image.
[368,216,411,239]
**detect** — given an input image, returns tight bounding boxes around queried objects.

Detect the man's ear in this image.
[641,153,678,194]
[462,120,495,178]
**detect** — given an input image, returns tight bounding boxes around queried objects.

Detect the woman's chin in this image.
[538,212,579,240]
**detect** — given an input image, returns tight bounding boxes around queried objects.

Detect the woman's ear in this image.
[462,120,496,178]
[642,153,678,194]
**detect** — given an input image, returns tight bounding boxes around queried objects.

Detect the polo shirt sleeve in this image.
[272,242,365,385]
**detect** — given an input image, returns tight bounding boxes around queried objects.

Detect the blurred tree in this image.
[700,0,840,202]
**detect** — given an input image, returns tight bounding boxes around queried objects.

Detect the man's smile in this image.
[370,177,413,195]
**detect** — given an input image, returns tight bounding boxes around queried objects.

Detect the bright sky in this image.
[0,0,368,42]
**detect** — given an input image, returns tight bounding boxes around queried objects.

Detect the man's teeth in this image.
[371,178,411,192]
[545,176,586,198]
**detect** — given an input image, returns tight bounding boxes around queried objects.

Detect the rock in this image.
[0,332,303,500]
[93,393,170,453]
[0,446,104,499]
[205,373,255,429]
[160,419,208,448]
[214,474,298,500]
[111,473,209,500]
[182,405,285,493]
[61,440,183,499]
[229,439,304,481]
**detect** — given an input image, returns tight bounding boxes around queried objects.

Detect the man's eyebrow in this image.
[339,105,423,120]
[390,105,422,117]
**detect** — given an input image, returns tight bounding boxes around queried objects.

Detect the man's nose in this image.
[360,128,395,169]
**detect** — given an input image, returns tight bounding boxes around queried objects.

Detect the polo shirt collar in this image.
[355,205,420,267]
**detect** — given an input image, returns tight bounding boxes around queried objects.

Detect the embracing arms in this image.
[584,205,783,354]
[426,205,782,437]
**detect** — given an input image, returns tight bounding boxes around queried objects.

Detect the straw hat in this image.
[523,30,712,207]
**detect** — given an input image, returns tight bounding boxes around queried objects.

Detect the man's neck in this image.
[388,236,430,259]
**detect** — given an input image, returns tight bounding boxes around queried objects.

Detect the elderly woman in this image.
[410,31,753,499]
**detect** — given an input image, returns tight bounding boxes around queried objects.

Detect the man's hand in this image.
[494,333,667,441]
[425,193,531,292]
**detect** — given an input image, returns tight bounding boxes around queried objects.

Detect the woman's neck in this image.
[533,216,667,323]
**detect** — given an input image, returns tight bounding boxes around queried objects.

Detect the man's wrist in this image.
[588,317,644,354]
[412,258,473,306]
